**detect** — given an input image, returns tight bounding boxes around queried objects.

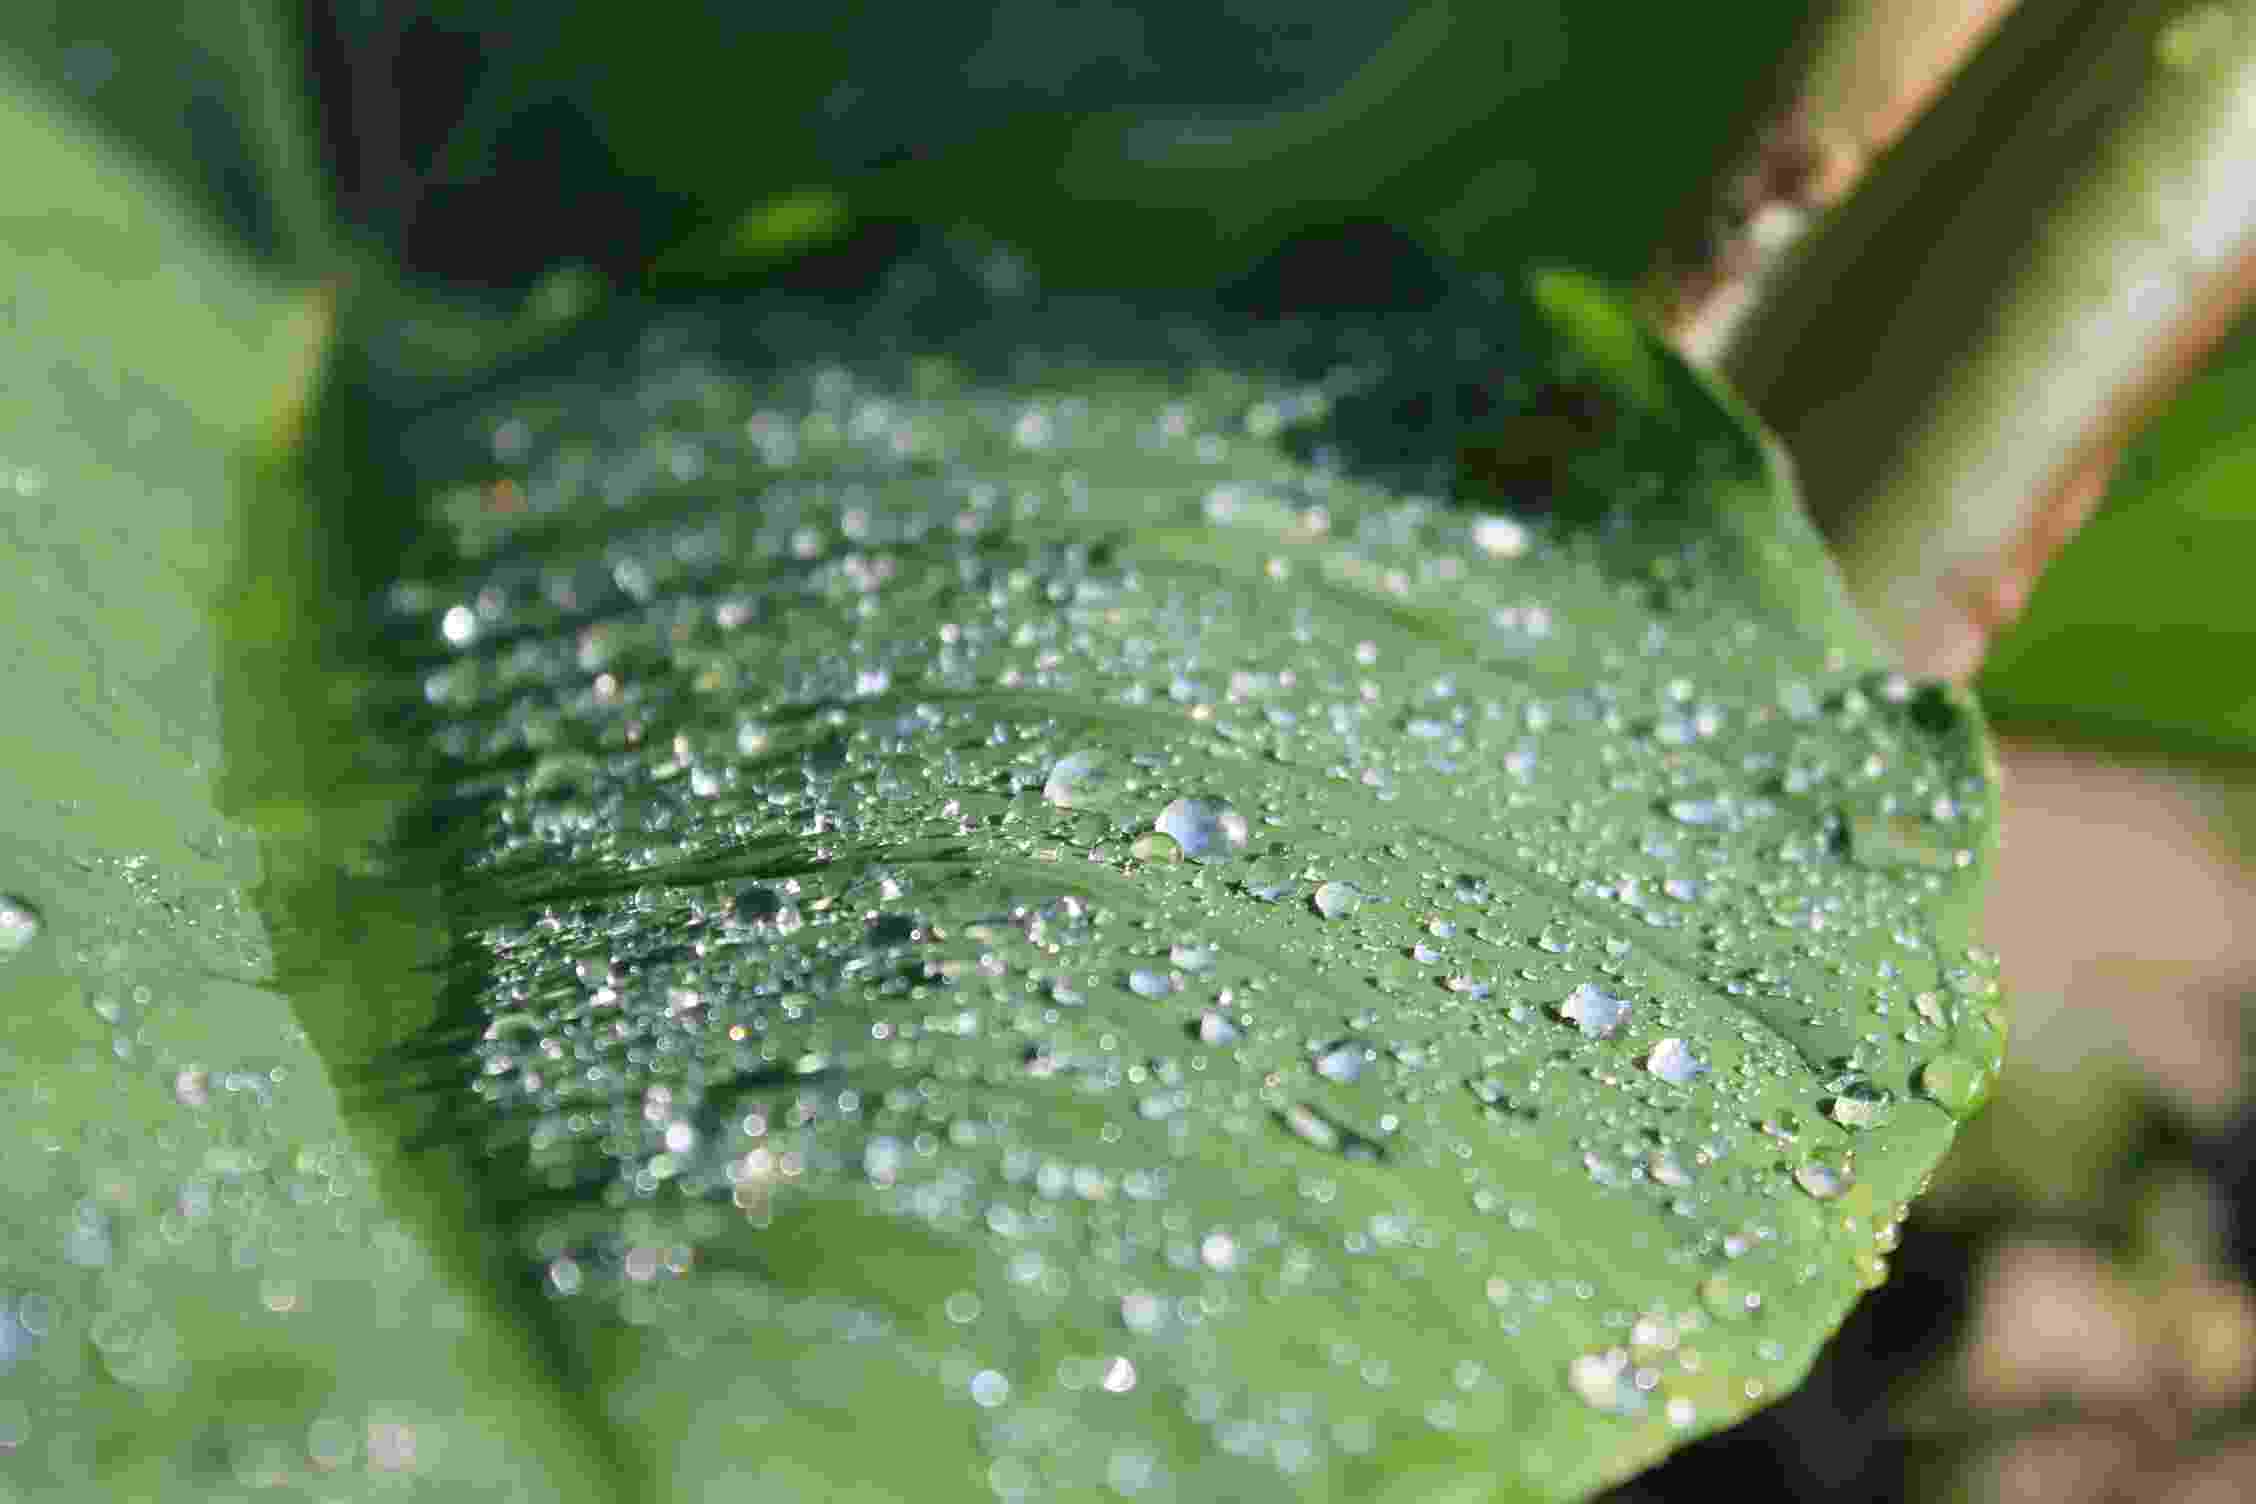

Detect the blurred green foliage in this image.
[308,1,1807,295]
[1981,311,2256,768]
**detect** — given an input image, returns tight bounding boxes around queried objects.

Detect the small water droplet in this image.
[1312,1040,1370,1084]
[1152,798,1247,863]
[1193,1010,1240,1047]
[0,896,41,959]
[1916,1052,1989,1117]
[1643,1038,1707,1085]
[1825,1081,1894,1129]
[1471,515,1530,558]
[1277,1103,1383,1161]
[1127,968,1178,999]
[1043,750,1116,808]
[1794,1149,1855,1200]
[1567,1350,1645,1417]
[1168,941,1216,972]
[1130,831,1183,863]
[1559,982,1631,1039]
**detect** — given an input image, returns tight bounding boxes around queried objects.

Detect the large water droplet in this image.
[1277,1103,1383,1161]
[1793,1148,1855,1200]
[1193,1010,1241,1047]
[1825,1080,1894,1129]
[1559,982,1631,1039]
[1916,1052,1989,1117]
[1312,1040,1371,1084]
[1126,968,1178,999]
[1043,750,1116,808]
[1643,1037,1707,1085]
[1567,1350,1645,1417]
[1311,881,1365,919]
[1152,798,1248,863]
[0,896,40,959]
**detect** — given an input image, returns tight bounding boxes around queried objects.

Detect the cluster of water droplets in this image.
[354,276,2001,1498]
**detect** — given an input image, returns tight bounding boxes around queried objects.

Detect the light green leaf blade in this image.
[230,261,2000,1501]
[0,58,631,1502]
[1979,309,2256,766]
[1,2,332,268]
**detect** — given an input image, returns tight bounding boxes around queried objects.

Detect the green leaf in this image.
[201,250,2002,1502]
[1979,309,2256,766]
[0,53,624,1503]
[1,2,333,268]
[399,2,1808,293]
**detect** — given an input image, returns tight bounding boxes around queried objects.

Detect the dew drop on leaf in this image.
[1152,797,1248,863]
[1825,1081,1894,1129]
[1643,1037,1707,1085]
[1916,1052,1989,1116]
[1042,750,1115,808]
[1193,1010,1241,1047]
[1559,982,1631,1039]
[1793,1149,1855,1200]
[0,895,40,959]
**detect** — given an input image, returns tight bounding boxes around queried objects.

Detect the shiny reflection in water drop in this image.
[1042,750,1115,808]
[1643,1037,1707,1085]
[1152,797,1248,863]
[1558,982,1630,1039]
[0,895,41,958]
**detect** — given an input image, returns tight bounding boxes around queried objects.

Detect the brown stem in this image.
[1649,0,2023,362]
[1709,0,2256,678]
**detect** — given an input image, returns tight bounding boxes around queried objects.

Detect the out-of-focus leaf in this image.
[210,250,2001,1501]
[359,2,1807,293]
[0,55,619,1504]
[1978,312,2256,765]
[1,1,331,265]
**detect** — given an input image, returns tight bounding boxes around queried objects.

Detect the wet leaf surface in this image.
[204,253,2004,1501]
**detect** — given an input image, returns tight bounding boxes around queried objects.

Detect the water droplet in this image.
[1127,968,1178,999]
[0,896,41,959]
[1193,1010,1241,1047]
[1825,1081,1894,1129]
[970,1369,1012,1408]
[1277,1103,1383,1161]
[1794,1148,1855,1200]
[1152,798,1247,863]
[1471,515,1530,558]
[1643,1037,1707,1085]
[1168,942,1216,972]
[1311,881,1364,919]
[1559,982,1631,1039]
[1916,1052,1989,1117]
[1312,1040,1371,1084]
[1567,1350,1645,1417]
[1043,750,1116,808]
[1130,831,1183,863]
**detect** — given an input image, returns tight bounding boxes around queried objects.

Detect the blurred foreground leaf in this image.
[1,1,331,266]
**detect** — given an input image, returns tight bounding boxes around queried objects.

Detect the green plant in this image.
[0,5,2246,1501]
